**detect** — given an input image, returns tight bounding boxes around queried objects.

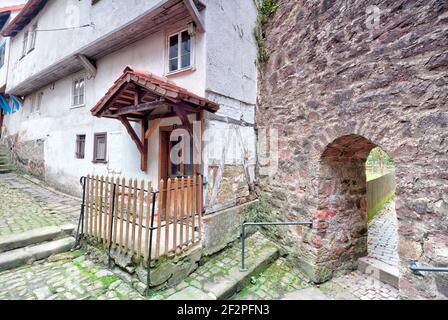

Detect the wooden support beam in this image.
[141,117,149,172]
[183,0,205,33]
[113,99,168,116]
[118,116,145,156]
[173,106,193,137]
[145,118,161,139]
[76,54,97,77]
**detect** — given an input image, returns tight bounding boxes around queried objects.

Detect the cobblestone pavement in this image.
[321,271,399,300]
[0,250,144,300]
[232,258,310,300]
[368,200,399,267]
[0,174,80,236]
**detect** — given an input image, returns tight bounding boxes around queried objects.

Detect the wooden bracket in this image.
[183,0,205,33]
[76,54,97,77]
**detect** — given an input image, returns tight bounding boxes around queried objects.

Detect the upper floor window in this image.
[72,76,85,106]
[29,24,38,52]
[30,92,43,114]
[21,31,28,58]
[0,43,5,68]
[168,30,191,73]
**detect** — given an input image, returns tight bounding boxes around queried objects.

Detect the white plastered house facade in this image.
[0,0,259,256]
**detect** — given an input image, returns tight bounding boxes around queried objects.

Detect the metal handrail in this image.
[409,261,448,276]
[240,221,313,272]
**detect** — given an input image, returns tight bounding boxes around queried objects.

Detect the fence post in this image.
[145,190,157,296]
[108,179,117,268]
[74,176,87,249]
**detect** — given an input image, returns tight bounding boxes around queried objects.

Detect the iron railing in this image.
[409,261,448,276]
[240,221,313,272]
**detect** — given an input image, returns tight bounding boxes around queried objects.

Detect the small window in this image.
[72,77,85,106]
[21,31,28,57]
[75,135,86,159]
[28,24,38,52]
[93,133,107,163]
[168,30,191,73]
[36,92,43,112]
[0,43,5,68]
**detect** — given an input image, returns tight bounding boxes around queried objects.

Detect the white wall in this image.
[6,0,166,89]
[3,24,207,194]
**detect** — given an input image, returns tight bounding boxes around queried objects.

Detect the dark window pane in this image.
[169,58,178,72]
[169,35,178,60]
[181,31,190,55]
[181,53,190,69]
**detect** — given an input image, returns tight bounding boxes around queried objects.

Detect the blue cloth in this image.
[10,95,21,112]
[0,95,11,114]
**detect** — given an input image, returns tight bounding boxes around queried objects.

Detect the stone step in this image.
[167,232,280,300]
[358,257,399,289]
[0,237,76,272]
[0,224,76,253]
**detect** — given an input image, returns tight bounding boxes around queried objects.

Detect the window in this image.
[0,43,5,68]
[72,77,85,106]
[168,30,191,73]
[93,133,107,163]
[21,31,28,58]
[75,135,86,159]
[29,92,43,114]
[28,24,38,52]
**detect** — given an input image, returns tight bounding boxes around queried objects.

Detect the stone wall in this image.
[4,134,45,179]
[257,0,448,299]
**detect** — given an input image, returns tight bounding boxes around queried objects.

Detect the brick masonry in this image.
[256,0,448,299]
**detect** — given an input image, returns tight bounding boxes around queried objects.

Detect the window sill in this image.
[70,104,85,110]
[92,160,108,164]
[166,66,194,77]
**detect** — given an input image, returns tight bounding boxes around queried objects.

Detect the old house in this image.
[0,0,258,267]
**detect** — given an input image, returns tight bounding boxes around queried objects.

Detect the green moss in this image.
[253,0,278,69]
[368,190,395,222]
[99,275,119,288]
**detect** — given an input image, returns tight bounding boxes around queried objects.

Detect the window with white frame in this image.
[28,23,38,52]
[21,31,28,58]
[72,77,85,106]
[0,42,5,68]
[168,30,192,73]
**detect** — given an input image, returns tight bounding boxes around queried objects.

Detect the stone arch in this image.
[311,134,395,280]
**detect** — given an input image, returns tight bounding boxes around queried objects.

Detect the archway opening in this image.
[317,134,397,280]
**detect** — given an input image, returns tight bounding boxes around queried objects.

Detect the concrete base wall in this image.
[202,200,258,256]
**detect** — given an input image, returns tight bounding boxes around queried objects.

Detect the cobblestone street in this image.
[0,250,143,300]
[0,174,79,236]
[0,173,400,300]
[368,201,399,268]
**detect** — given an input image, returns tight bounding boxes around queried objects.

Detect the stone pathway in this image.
[0,174,80,237]
[321,271,399,300]
[367,200,399,268]
[0,250,144,300]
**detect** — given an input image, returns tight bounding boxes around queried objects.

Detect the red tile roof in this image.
[91,66,219,116]
[2,0,47,37]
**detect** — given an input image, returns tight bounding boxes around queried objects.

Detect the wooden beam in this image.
[173,105,193,136]
[145,118,161,139]
[118,116,145,156]
[183,0,205,33]
[141,117,149,172]
[113,99,168,116]
[76,54,97,77]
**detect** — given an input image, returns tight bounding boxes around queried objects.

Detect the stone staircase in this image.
[0,144,13,174]
[163,232,280,300]
[0,225,76,272]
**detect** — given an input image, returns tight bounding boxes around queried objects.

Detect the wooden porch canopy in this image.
[91,66,219,172]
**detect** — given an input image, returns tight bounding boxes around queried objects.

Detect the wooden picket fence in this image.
[81,175,203,261]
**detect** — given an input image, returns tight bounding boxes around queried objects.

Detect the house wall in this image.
[6,0,167,90]
[3,25,207,195]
